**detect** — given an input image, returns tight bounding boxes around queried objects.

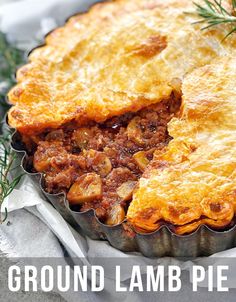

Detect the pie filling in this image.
[23,93,181,226]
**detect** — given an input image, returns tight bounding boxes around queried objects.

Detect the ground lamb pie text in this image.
[7,0,236,233]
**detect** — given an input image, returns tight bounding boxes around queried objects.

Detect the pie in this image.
[7,0,236,234]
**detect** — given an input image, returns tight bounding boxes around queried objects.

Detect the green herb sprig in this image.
[0,132,24,222]
[193,0,236,39]
[0,32,25,222]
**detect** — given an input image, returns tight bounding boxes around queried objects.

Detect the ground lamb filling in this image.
[29,96,181,225]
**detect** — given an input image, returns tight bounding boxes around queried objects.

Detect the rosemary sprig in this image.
[0,132,24,223]
[193,0,236,39]
[0,32,25,222]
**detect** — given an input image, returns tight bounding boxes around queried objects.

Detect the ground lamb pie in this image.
[7,0,236,234]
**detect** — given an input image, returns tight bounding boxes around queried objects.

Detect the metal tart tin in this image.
[9,130,236,257]
[6,1,236,258]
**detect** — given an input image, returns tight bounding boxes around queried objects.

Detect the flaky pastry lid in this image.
[8,0,236,134]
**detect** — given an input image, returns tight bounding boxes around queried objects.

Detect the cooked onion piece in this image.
[67,173,102,204]
[127,117,144,146]
[117,181,137,201]
[84,149,112,177]
[133,151,149,171]
[33,141,67,172]
[106,204,126,225]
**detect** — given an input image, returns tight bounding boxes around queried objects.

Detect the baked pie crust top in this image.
[8,0,236,134]
[7,0,236,234]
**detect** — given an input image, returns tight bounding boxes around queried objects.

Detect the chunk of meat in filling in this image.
[32,98,180,225]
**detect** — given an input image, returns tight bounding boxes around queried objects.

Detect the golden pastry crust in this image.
[8,0,236,134]
[127,56,236,234]
[7,0,236,235]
